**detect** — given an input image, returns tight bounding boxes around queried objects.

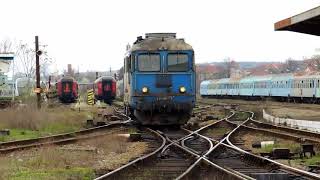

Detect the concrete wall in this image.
[263,109,320,133]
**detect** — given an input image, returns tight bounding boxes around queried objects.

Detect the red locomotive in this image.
[56,77,78,103]
[94,76,116,104]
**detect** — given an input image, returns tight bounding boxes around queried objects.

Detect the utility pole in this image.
[35,36,41,109]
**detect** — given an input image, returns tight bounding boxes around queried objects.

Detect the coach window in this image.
[138,54,161,72]
[167,53,189,71]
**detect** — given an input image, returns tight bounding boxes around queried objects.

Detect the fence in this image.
[263,109,320,133]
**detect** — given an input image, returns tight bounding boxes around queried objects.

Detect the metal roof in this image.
[130,33,193,52]
[0,53,14,60]
[58,76,76,82]
[94,76,115,83]
[275,6,320,36]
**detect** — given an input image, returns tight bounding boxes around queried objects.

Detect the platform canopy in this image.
[0,53,14,73]
[275,6,320,36]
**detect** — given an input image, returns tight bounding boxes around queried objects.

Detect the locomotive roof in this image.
[94,76,115,83]
[58,76,76,82]
[130,33,193,52]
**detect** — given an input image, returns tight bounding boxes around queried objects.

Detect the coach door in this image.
[102,80,112,98]
[62,81,73,96]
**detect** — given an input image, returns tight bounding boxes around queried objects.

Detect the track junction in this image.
[1,102,320,179]
[95,104,320,180]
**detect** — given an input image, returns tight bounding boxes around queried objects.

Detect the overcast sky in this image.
[1,0,319,72]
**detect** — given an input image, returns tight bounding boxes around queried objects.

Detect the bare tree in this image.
[0,39,13,53]
[309,55,320,71]
[15,42,36,78]
[117,66,124,80]
[14,41,52,79]
[222,57,232,78]
[282,58,298,73]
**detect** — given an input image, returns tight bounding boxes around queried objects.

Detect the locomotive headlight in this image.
[179,86,186,93]
[142,87,149,94]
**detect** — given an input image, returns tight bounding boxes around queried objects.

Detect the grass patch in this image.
[233,112,250,121]
[0,132,149,180]
[294,154,320,166]
[0,105,89,142]
[0,129,40,142]
[205,126,232,138]
[9,167,94,180]
[241,132,302,154]
[260,143,301,153]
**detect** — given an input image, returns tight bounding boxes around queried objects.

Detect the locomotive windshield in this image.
[138,54,160,72]
[167,54,189,71]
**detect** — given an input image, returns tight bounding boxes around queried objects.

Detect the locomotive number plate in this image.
[158,96,172,101]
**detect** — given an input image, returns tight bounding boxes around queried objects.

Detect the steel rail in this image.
[158,127,251,180]
[226,112,320,179]
[176,111,254,180]
[0,122,129,152]
[0,105,133,153]
[246,118,320,142]
[160,111,235,155]
[94,128,166,180]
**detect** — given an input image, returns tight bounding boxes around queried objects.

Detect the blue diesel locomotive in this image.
[123,33,196,125]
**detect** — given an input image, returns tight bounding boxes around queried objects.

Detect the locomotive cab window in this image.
[138,54,160,72]
[167,53,189,71]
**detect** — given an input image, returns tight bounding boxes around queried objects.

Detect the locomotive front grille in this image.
[156,74,172,88]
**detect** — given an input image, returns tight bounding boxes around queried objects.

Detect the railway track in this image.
[245,119,320,143]
[180,110,319,179]
[95,104,320,179]
[0,123,128,153]
[224,111,320,179]
[209,143,309,180]
[0,106,131,153]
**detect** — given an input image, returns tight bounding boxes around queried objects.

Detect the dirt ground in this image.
[0,129,149,180]
[239,131,301,154]
[267,107,320,121]
[199,97,320,121]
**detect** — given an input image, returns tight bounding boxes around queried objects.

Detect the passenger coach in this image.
[56,76,78,103]
[94,76,116,104]
[200,74,320,103]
